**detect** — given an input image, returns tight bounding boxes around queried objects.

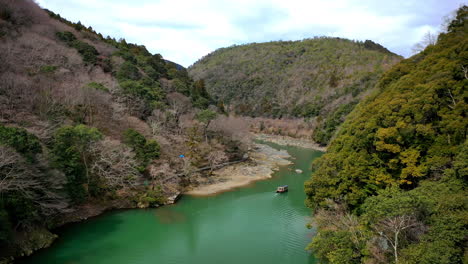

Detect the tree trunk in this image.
[394,230,399,264]
[82,152,90,195]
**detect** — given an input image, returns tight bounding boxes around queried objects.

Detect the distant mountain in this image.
[165,60,185,70]
[189,38,402,144]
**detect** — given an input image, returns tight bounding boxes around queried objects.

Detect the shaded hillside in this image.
[189,38,402,144]
[0,0,249,260]
[305,6,467,264]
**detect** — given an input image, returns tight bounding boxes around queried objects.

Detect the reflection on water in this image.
[154,207,187,224]
[21,142,323,264]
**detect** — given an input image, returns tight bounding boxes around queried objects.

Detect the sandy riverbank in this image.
[255,133,327,152]
[185,143,292,196]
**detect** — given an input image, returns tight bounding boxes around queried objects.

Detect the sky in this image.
[36,0,465,67]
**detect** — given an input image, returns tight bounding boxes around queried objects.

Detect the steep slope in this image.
[189,38,402,144]
[305,6,467,264]
[0,0,248,261]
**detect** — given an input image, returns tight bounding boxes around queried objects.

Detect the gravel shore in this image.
[185,134,326,196]
[185,143,292,196]
[255,133,327,152]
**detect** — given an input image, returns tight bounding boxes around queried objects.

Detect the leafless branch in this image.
[0,146,40,199]
[462,65,468,80]
[447,89,457,109]
[373,215,423,264]
[0,146,70,217]
[90,139,140,188]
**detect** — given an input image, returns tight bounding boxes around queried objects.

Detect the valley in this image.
[0,1,466,264]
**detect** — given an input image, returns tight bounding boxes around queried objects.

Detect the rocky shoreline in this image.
[184,134,326,196]
[255,133,327,152]
[185,143,292,196]
[3,197,182,264]
[7,137,320,264]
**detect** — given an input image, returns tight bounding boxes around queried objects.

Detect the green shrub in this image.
[0,125,42,158]
[117,61,141,81]
[56,31,98,65]
[195,109,217,123]
[86,82,109,92]
[134,189,166,207]
[39,65,57,73]
[50,125,102,203]
[301,102,323,118]
[113,50,137,64]
[308,230,362,264]
[142,65,160,80]
[56,31,76,43]
[123,129,160,170]
[192,97,210,109]
[119,79,165,108]
[172,78,189,95]
[71,40,98,65]
[191,80,211,102]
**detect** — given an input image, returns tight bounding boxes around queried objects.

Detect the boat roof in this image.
[279,185,288,188]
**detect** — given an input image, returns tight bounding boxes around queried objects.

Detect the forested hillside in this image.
[189,38,402,144]
[305,6,467,263]
[0,0,249,260]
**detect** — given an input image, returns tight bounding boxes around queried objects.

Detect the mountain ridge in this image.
[189,37,402,145]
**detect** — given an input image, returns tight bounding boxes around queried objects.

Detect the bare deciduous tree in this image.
[462,65,468,80]
[149,163,173,180]
[373,215,423,264]
[0,146,40,198]
[182,157,196,176]
[209,115,252,153]
[90,139,140,189]
[412,31,437,54]
[167,92,191,116]
[207,150,228,172]
[149,163,177,189]
[147,109,173,135]
[0,146,69,217]
[313,201,366,251]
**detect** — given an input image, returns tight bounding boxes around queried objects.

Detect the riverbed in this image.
[20,142,323,264]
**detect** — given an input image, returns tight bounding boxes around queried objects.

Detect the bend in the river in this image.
[21,142,323,264]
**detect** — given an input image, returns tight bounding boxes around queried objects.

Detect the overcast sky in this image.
[36,0,465,67]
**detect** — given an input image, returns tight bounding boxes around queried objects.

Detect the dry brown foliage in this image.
[209,115,251,146]
[90,139,140,189]
[0,146,69,217]
[248,117,314,139]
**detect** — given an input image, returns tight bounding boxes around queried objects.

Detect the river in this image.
[21,142,323,264]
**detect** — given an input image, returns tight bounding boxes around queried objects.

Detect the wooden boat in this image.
[276,185,288,193]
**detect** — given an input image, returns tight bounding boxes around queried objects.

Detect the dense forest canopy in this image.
[305,6,467,264]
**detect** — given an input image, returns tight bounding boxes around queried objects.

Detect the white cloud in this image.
[36,0,465,67]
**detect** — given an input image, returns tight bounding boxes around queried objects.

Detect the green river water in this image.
[21,142,323,264]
